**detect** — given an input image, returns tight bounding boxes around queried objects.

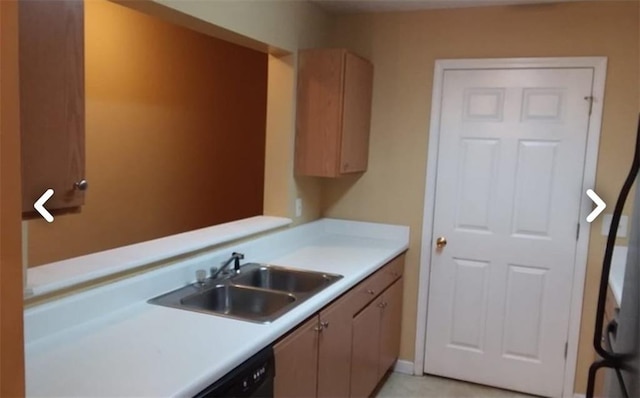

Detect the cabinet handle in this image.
[74,179,88,191]
[366,289,375,295]
[320,321,329,329]
[314,325,324,332]
[377,302,385,308]
[391,271,400,277]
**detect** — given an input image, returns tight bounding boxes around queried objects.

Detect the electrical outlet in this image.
[295,198,302,218]
[601,214,628,238]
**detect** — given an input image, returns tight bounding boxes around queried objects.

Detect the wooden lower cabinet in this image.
[317,294,354,398]
[274,315,319,398]
[378,278,403,379]
[274,254,405,398]
[350,295,383,398]
[351,278,403,397]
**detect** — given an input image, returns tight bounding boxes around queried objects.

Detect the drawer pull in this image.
[320,321,329,329]
[366,289,375,295]
[314,325,324,332]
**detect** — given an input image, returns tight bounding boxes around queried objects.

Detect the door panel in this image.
[318,294,353,398]
[455,138,499,232]
[379,278,403,378]
[425,68,593,397]
[274,316,319,398]
[502,264,546,361]
[19,0,85,212]
[351,297,382,398]
[512,141,558,237]
[449,258,490,351]
[340,52,373,174]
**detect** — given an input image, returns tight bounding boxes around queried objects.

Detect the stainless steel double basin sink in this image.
[148,263,343,323]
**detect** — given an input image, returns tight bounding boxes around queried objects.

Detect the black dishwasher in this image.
[194,346,274,398]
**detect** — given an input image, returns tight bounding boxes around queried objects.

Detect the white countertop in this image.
[26,216,292,297]
[25,218,409,397]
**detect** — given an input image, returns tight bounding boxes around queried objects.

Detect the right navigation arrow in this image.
[586,189,606,223]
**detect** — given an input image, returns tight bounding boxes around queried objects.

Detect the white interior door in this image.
[425,68,594,397]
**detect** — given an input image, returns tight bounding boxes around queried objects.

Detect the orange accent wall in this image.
[27,0,267,266]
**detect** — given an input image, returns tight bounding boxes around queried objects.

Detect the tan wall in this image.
[326,1,639,393]
[27,0,268,266]
[264,54,323,225]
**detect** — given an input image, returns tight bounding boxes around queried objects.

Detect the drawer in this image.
[381,254,404,284]
[348,254,405,315]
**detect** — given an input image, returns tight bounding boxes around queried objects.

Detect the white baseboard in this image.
[393,359,415,375]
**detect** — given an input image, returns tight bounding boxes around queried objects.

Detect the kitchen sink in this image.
[148,264,342,323]
[230,264,341,294]
[180,284,296,323]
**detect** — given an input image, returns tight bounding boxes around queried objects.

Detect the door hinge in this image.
[584,95,594,116]
[576,223,580,240]
[564,342,568,359]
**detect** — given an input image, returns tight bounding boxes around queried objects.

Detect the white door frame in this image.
[413,57,608,397]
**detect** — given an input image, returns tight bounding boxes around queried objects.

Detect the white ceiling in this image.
[310,0,586,14]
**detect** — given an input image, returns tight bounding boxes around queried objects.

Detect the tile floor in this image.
[376,373,538,398]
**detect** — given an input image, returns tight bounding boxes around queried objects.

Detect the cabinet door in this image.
[19,0,85,213]
[378,278,403,378]
[317,294,353,398]
[295,49,344,177]
[350,297,383,398]
[339,52,373,174]
[274,315,319,398]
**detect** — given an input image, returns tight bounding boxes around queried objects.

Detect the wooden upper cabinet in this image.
[274,315,319,398]
[19,0,86,215]
[295,48,373,177]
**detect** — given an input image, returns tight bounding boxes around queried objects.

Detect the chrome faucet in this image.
[211,252,245,279]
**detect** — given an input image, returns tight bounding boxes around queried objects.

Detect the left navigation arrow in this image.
[34,189,54,223]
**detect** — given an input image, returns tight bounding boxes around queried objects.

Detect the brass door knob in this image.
[436,237,447,248]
